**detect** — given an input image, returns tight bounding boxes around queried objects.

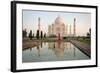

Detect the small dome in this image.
[55,16,64,24]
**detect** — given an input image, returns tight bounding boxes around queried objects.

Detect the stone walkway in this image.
[23,40,40,50]
[70,40,91,57]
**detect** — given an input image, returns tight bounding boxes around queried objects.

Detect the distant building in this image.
[48,16,68,37]
[48,16,76,37]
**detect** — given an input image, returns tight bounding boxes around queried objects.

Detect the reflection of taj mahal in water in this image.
[35,42,76,59]
[37,16,76,37]
[48,16,76,37]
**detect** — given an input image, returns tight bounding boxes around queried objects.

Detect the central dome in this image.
[55,16,64,24]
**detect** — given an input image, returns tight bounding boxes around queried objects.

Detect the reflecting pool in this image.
[22,42,90,63]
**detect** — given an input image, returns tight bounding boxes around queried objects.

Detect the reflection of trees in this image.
[40,42,43,48]
[29,48,32,51]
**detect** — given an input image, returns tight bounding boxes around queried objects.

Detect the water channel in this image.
[22,42,90,63]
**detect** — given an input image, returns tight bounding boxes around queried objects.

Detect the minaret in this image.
[64,25,67,36]
[52,23,54,34]
[37,17,41,37]
[70,24,71,36]
[38,17,40,31]
[48,25,51,36]
[73,18,76,36]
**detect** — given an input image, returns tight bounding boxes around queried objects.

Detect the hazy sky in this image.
[23,10,91,36]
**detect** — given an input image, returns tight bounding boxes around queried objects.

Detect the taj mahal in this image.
[37,16,76,37]
[48,16,76,37]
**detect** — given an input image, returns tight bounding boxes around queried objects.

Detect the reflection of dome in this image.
[55,16,64,24]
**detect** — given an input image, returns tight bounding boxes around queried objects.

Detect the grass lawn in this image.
[78,39,91,45]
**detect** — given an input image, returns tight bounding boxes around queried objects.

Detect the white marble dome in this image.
[55,16,64,24]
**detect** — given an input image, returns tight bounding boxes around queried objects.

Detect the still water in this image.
[22,42,89,63]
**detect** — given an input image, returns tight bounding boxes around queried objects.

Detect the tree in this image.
[86,28,91,38]
[41,31,43,39]
[36,30,39,39]
[33,33,34,38]
[44,33,46,38]
[87,32,90,38]
[89,28,91,37]
[23,29,27,38]
[49,34,56,38]
[22,30,25,38]
[29,30,32,40]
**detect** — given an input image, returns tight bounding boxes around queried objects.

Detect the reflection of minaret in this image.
[73,47,76,57]
[37,46,40,57]
[70,42,71,50]
[73,18,76,36]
